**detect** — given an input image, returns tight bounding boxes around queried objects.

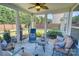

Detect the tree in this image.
[19,12,31,29]
[0,5,32,30]
[0,5,31,25]
[0,5,16,24]
[34,16,45,24]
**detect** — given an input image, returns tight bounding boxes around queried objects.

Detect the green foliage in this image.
[36,29,44,37]
[34,16,52,24]
[34,16,45,24]
[36,32,42,37]
[3,30,11,43]
[0,5,31,25]
[0,5,16,24]
[19,12,31,24]
[0,36,2,40]
[47,29,61,39]
[72,15,79,23]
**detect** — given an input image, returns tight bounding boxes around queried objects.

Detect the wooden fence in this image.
[0,23,60,31]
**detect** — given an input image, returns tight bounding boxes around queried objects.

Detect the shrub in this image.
[36,29,44,37]
[36,32,42,37]
[0,36,2,40]
[47,29,61,39]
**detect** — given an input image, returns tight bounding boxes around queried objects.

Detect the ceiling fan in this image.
[28,3,48,11]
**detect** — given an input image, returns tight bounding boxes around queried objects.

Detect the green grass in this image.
[0,28,59,39]
[0,29,45,39]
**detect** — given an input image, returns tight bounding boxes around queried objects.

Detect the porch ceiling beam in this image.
[71,3,79,11]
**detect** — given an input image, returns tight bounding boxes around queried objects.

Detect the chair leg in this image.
[52,48,54,56]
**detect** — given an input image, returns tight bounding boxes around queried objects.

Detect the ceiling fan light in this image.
[35,6,40,9]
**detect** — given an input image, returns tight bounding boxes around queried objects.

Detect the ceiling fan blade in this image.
[41,6,48,9]
[28,3,47,11]
[30,3,36,5]
[28,6,35,9]
[31,3,46,6]
[40,3,46,5]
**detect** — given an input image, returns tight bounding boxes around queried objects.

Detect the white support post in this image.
[15,10,21,42]
[60,14,67,35]
[67,11,72,35]
[31,17,33,28]
[64,12,70,35]
[45,14,48,42]
[28,15,32,34]
[31,14,34,28]
[61,11,72,36]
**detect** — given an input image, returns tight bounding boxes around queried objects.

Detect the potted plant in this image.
[47,29,61,39]
[3,30,11,43]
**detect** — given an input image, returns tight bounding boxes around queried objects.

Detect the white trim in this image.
[69,3,79,35]
[72,26,79,29]
[71,3,79,11]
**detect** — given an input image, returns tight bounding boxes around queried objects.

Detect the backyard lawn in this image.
[0,29,45,39]
[0,28,59,40]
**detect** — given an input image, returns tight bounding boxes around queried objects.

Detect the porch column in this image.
[60,14,67,35]
[64,12,69,35]
[66,11,72,35]
[15,10,21,42]
[31,16,33,28]
[45,14,48,42]
[28,15,32,34]
[31,14,35,28]
[60,12,72,36]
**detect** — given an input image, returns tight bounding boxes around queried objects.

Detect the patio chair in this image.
[67,37,78,56]
[52,36,78,56]
[12,47,33,56]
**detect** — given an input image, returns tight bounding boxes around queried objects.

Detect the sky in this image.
[47,14,53,19]
[72,11,79,17]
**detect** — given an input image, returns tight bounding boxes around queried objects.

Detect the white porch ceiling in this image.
[14,3,76,14]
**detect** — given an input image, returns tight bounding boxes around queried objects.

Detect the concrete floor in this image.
[0,38,79,56]
[13,38,55,56]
